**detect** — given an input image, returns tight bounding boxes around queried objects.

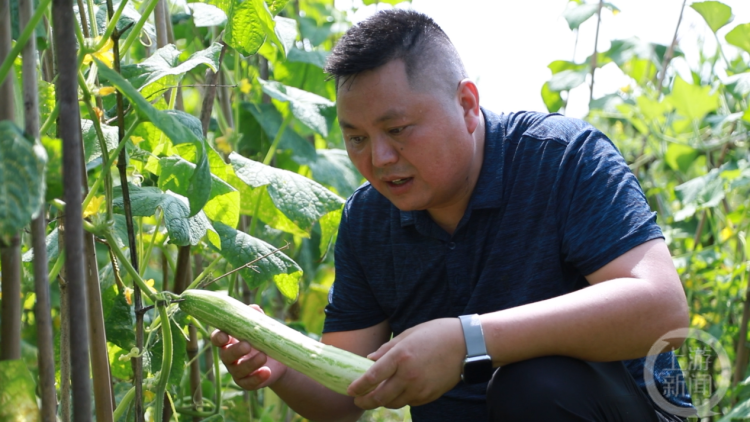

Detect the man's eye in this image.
[389,127,405,135]
[348,136,366,145]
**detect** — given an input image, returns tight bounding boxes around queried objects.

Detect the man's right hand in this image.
[210,304,288,391]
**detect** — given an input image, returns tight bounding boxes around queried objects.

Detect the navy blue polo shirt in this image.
[324,109,692,420]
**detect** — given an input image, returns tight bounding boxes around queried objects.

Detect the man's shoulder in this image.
[486,109,598,146]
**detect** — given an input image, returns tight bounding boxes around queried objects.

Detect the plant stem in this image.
[99,226,158,302]
[113,387,136,421]
[0,0,52,88]
[154,300,173,422]
[185,254,223,290]
[119,0,160,53]
[263,112,293,165]
[588,0,603,106]
[139,211,164,275]
[187,324,204,421]
[39,101,60,135]
[656,0,687,95]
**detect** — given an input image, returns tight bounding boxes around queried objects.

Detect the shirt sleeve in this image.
[557,127,664,276]
[323,199,388,333]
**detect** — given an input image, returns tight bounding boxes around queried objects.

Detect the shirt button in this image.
[448,242,456,250]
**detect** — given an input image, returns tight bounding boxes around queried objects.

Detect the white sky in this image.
[335,0,750,118]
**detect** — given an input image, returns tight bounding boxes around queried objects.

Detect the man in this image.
[212,9,693,422]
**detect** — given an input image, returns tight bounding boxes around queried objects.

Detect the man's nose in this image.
[371,135,398,167]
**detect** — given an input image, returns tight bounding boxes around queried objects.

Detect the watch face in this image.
[462,355,494,384]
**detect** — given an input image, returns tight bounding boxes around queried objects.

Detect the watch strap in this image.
[458,314,488,357]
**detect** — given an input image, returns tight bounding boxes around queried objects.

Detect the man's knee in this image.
[486,356,659,422]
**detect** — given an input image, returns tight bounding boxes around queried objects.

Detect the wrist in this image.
[458,314,494,384]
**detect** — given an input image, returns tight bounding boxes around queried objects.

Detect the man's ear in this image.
[457,79,481,134]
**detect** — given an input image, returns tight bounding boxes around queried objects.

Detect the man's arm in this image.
[347,238,689,409]
[213,318,391,422]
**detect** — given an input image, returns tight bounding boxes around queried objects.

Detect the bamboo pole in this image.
[20,0,58,416]
[52,0,92,417]
[0,0,22,363]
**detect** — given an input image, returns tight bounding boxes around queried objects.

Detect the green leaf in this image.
[674,168,725,221]
[548,60,586,74]
[120,43,222,101]
[318,207,342,256]
[113,184,217,247]
[159,155,240,228]
[102,285,136,350]
[744,107,750,124]
[97,61,212,215]
[0,360,41,420]
[41,136,62,201]
[666,76,719,121]
[0,121,47,237]
[212,222,302,299]
[298,16,333,46]
[562,3,620,30]
[636,95,674,123]
[308,149,363,198]
[287,48,329,69]
[547,69,587,92]
[265,0,289,15]
[621,57,657,85]
[725,71,750,99]
[242,102,317,165]
[22,227,59,263]
[563,3,599,30]
[690,1,733,33]
[541,82,564,112]
[274,16,298,56]
[665,143,698,173]
[726,23,750,55]
[94,1,156,43]
[187,3,227,27]
[362,0,409,5]
[225,0,273,56]
[258,79,336,137]
[230,153,345,233]
[605,38,679,67]
[82,119,119,164]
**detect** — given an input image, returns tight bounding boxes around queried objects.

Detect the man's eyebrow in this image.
[339,109,407,130]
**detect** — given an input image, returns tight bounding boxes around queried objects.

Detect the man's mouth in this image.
[390,178,410,185]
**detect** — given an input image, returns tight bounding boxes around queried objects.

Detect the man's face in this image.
[336,60,482,216]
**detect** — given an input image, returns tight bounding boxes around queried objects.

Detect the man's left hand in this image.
[347,317,467,409]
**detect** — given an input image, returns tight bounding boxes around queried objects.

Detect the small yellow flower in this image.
[83,37,115,68]
[145,278,157,293]
[130,136,145,145]
[214,128,234,154]
[143,390,155,403]
[720,226,732,242]
[124,287,133,305]
[93,107,104,121]
[83,195,105,218]
[97,86,116,96]
[692,314,707,329]
[240,78,252,94]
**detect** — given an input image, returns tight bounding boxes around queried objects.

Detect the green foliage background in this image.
[0,0,749,421]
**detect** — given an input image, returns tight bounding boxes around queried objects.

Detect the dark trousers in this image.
[486,356,684,422]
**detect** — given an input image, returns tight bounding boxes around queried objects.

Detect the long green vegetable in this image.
[178,289,374,396]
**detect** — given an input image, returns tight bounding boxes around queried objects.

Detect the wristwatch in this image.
[458,314,494,384]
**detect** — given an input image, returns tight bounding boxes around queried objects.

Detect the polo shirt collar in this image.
[399,107,505,227]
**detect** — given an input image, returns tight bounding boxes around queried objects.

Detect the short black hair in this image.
[325,9,467,93]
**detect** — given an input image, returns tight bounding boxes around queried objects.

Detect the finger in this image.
[225,347,267,380]
[354,376,407,410]
[347,353,398,397]
[367,337,398,361]
[218,339,252,366]
[235,366,272,390]
[210,329,230,347]
[249,304,265,314]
